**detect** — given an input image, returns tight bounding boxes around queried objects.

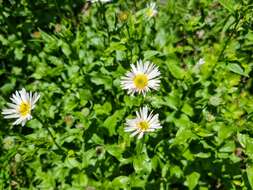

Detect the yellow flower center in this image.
[19,102,31,117]
[118,11,128,22]
[147,8,154,17]
[133,74,148,89]
[137,121,150,131]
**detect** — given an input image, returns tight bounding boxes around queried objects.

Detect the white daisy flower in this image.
[125,106,162,139]
[88,0,112,3]
[196,58,205,67]
[2,88,40,126]
[145,2,158,19]
[3,136,15,150]
[193,58,205,72]
[121,60,161,95]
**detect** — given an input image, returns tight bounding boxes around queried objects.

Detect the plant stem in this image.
[126,23,133,62]
[217,13,242,62]
[34,114,66,153]
[98,2,110,45]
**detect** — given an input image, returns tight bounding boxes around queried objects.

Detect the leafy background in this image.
[1,0,253,189]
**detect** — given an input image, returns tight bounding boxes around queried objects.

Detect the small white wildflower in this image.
[196,58,205,67]
[125,106,162,139]
[14,153,22,163]
[193,58,205,71]
[121,60,161,96]
[88,0,112,3]
[3,136,15,150]
[2,88,40,126]
[145,2,158,19]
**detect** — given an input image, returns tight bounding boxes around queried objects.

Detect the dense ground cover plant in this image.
[1,0,253,189]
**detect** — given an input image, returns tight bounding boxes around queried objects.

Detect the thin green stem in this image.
[136,138,144,154]
[217,18,241,62]
[133,0,137,11]
[103,12,110,45]
[218,10,244,62]
[53,0,61,16]
[98,2,110,45]
[126,23,133,62]
[34,114,66,153]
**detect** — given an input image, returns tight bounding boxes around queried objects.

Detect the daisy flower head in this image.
[2,88,40,126]
[196,58,205,67]
[88,0,112,3]
[121,60,161,96]
[125,106,162,139]
[145,2,158,19]
[193,58,205,72]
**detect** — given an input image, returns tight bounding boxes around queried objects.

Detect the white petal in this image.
[7,103,18,109]
[21,120,27,126]
[11,93,21,105]
[146,128,156,132]
[149,114,159,125]
[126,119,137,127]
[2,109,17,115]
[136,110,141,120]
[31,92,40,108]
[131,64,138,75]
[140,106,148,120]
[20,88,28,103]
[151,124,162,129]
[137,131,144,139]
[130,130,140,137]
[148,69,160,80]
[146,111,154,122]
[125,127,137,132]
[13,118,23,125]
[4,114,20,119]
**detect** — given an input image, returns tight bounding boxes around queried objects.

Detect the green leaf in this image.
[181,103,194,117]
[90,72,112,90]
[246,165,253,189]
[143,50,160,60]
[218,0,236,13]
[172,127,193,146]
[106,42,127,53]
[82,149,96,168]
[227,63,248,76]
[111,176,130,187]
[219,141,235,152]
[14,48,24,60]
[186,172,200,190]
[103,109,125,136]
[72,173,88,187]
[94,102,112,116]
[194,126,214,138]
[1,82,15,94]
[165,93,180,110]
[105,145,128,163]
[167,59,185,79]
[209,96,222,107]
[246,137,253,158]
[237,133,247,148]
[170,165,183,178]
[194,152,211,158]
[133,154,152,174]
[106,145,122,158]
[218,125,234,141]
[65,157,80,169]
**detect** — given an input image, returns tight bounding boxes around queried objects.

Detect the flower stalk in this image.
[34,114,66,153]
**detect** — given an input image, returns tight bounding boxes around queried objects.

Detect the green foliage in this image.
[1,0,253,189]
